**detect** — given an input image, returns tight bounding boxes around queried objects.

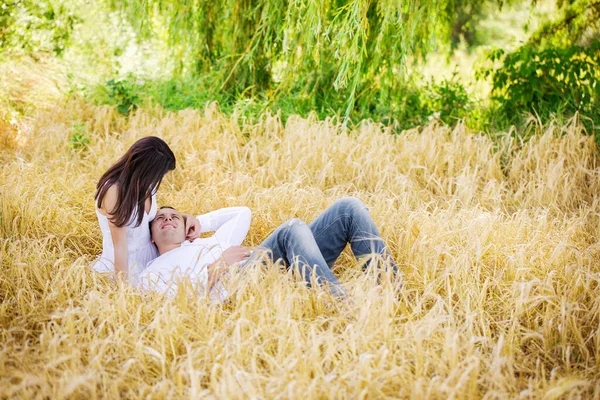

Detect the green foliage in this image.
[349,75,473,128]
[479,41,600,129]
[7,0,593,137]
[424,77,472,123]
[90,71,472,130]
[0,0,78,55]
[449,0,487,48]
[69,122,90,150]
[115,0,518,120]
[105,75,143,115]
[528,0,600,47]
[142,76,218,112]
[471,0,600,135]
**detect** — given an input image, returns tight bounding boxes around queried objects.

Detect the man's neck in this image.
[157,241,184,256]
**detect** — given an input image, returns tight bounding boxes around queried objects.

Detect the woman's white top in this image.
[138,206,252,301]
[92,193,159,285]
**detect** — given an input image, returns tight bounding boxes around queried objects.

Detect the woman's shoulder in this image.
[97,183,119,216]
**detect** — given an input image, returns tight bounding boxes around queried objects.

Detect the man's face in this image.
[151,207,186,246]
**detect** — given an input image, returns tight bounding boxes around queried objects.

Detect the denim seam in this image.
[311,212,354,241]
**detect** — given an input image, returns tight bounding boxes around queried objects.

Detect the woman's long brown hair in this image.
[95,136,176,228]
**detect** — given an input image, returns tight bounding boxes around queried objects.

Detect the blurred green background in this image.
[1,0,599,138]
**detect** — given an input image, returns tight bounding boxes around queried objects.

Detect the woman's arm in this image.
[99,185,129,278]
[108,222,128,278]
[197,207,252,245]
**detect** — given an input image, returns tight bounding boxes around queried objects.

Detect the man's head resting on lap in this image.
[150,206,187,255]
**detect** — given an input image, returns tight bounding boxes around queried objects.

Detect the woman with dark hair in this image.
[92,136,200,284]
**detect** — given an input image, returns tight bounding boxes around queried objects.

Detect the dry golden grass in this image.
[1,72,600,398]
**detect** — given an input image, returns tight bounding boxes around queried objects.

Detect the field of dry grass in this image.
[1,61,600,399]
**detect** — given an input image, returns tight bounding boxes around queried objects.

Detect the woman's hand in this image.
[183,214,201,240]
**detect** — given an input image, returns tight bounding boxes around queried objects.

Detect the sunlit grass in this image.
[1,67,600,398]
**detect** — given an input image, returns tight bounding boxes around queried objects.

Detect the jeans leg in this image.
[308,197,399,275]
[257,218,347,297]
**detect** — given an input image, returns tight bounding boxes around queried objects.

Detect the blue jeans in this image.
[256,197,399,297]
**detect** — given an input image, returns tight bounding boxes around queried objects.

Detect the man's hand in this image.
[207,246,251,289]
[183,214,201,240]
[221,245,252,266]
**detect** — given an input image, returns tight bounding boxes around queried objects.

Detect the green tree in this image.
[479,0,600,131]
[0,0,78,55]
[114,0,520,119]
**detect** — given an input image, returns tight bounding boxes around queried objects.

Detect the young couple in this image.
[92,136,400,301]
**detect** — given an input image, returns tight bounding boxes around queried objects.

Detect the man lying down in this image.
[139,205,253,301]
[139,198,401,301]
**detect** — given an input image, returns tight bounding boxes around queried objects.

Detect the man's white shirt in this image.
[138,207,251,301]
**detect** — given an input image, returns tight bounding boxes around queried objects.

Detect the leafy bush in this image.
[479,41,600,126]
[0,0,78,55]
[90,71,475,130]
[373,76,472,130]
[423,77,472,123]
[105,75,143,115]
